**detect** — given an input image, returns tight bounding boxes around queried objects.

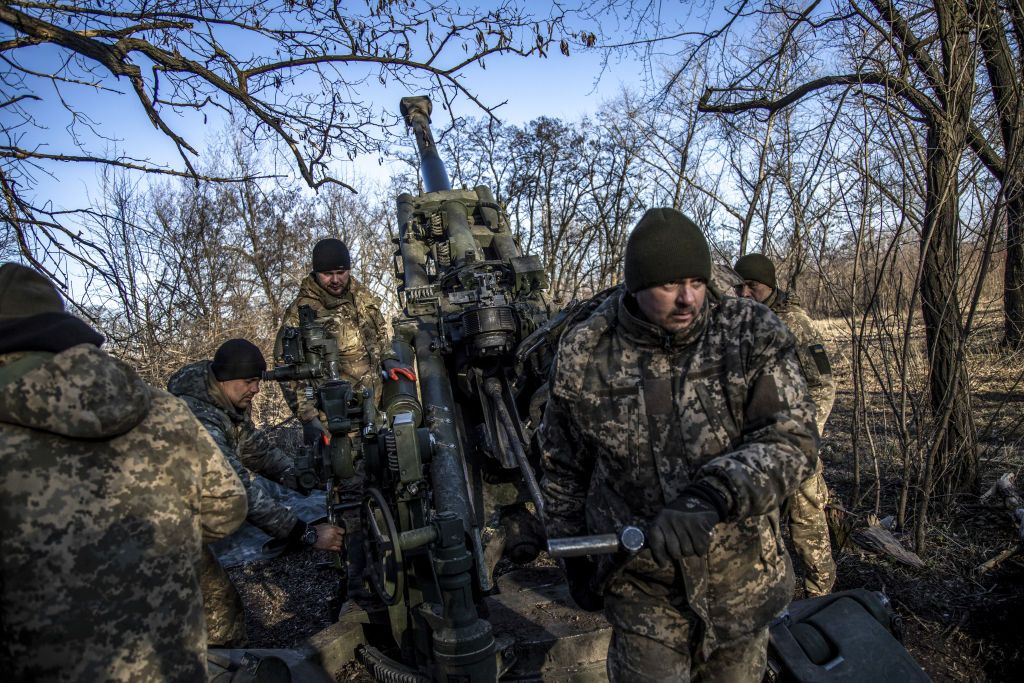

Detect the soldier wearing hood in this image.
[0,262,247,681]
[734,252,837,597]
[168,340,344,647]
[540,210,819,681]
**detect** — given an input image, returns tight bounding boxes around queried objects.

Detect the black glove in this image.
[563,557,604,612]
[648,495,722,567]
[302,417,327,446]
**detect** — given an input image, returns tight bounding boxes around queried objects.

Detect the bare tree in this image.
[693,0,982,503]
[0,0,570,281]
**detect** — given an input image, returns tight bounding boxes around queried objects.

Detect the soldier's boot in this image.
[501,505,544,565]
[788,467,837,597]
[331,527,371,620]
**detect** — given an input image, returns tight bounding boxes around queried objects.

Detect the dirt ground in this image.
[233,326,1024,682]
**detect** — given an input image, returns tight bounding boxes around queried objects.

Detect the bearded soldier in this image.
[168,338,344,647]
[540,209,818,681]
[0,263,248,681]
[734,252,837,597]
[277,238,407,440]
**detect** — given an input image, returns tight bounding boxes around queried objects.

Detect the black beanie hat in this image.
[0,262,104,354]
[312,238,351,272]
[211,339,267,381]
[624,208,711,293]
[0,262,65,320]
[733,253,777,290]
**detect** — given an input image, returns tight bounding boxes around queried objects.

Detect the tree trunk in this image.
[1005,185,1024,346]
[917,1,979,499]
[973,0,1024,346]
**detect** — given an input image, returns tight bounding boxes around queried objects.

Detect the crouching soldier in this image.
[168,338,344,646]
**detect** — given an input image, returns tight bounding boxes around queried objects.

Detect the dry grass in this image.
[814,308,1024,682]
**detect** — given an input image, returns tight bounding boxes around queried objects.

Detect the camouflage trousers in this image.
[786,460,836,597]
[604,582,770,682]
[200,546,247,648]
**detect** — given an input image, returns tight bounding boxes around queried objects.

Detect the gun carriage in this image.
[267,96,611,682]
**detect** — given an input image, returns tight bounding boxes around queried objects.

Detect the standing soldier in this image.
[734,252,837,597]
[277,237,402,440]
[276,238,412,601]
[540,209,819,681]
[168,339,344,647]
[0,263,247,682]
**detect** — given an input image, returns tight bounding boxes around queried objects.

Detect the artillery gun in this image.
[261,96,618,682]
[244,97,931,683]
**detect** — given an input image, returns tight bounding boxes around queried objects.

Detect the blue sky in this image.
[12,17,646,215]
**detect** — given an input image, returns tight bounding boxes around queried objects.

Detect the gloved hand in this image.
[302,417,328,446]
[563,557,604,612]
[382,358,417,382]
[648,495,722,567]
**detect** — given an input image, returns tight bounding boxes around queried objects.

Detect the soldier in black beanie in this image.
[733,253,777,303]
[168,338,344,646]
[310,237,352,297]
[624,207,712,334]
[540,208,818,682]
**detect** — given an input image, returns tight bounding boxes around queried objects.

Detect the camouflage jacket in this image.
[540,289,818,646]
[168,360,298,539]
[0,345,247,682]
[766,290,836,433]
[276,274,393,421]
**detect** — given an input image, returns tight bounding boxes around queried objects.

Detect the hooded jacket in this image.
[0,345,247,682]
[168,360,299,539]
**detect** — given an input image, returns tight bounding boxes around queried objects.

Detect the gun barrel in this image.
[400,96,451,193]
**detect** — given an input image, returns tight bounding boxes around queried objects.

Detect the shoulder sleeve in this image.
[162,396,247,542]
[695,304,819,519]
[187,399,299,538]
[368,301,396,362]
[238,425,295,483]
[538,324,602,539]
[777,303,836,429]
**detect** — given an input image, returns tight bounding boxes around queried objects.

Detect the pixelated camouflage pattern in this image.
[199,546,247,647]
[540,289,818,659]
[604,582,769,682]
[768,290,835,433]
[710,262,743,299]
[787,460,836,595]
[0,345,247,682]
[276,274,393,421]
[168,360,299,540]
[768,290,837,596]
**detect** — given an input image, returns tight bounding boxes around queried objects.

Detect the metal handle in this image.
[546,526,645,558]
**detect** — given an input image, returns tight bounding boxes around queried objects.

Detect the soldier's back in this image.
[0,345,231,682]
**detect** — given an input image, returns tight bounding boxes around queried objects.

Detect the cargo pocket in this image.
[694,379,740,454]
